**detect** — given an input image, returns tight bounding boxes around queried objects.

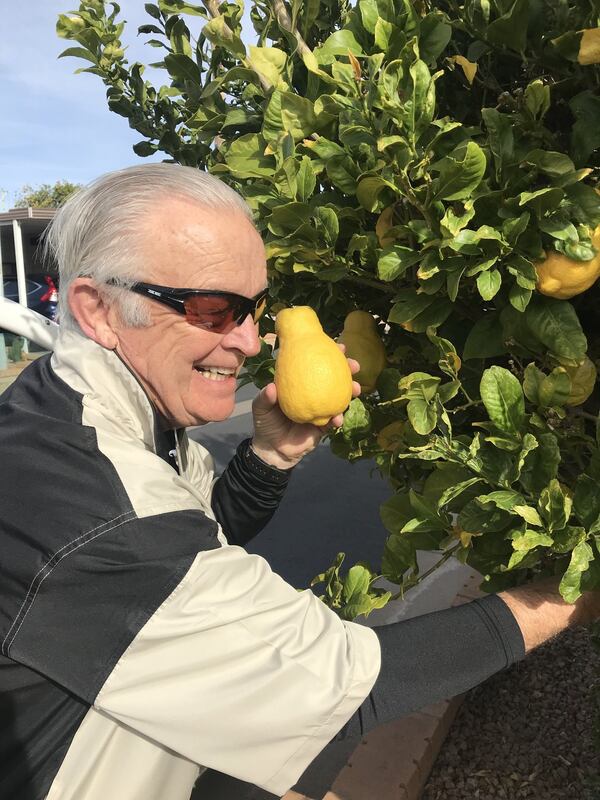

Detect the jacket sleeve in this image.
[211,439,293,546]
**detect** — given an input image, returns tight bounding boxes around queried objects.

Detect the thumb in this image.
[252,382,278,416]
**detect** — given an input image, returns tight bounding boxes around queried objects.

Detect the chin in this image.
[188,400,237,427]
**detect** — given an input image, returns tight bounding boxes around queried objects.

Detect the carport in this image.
[0,207,56,356]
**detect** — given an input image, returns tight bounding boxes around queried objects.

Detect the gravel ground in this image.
[422,626,600,800]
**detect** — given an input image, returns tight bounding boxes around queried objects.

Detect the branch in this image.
[270,0,312,58]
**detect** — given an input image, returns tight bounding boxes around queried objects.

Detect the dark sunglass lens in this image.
[184,295,236,332]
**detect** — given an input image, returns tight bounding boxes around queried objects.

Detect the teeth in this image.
[195,367,235,381]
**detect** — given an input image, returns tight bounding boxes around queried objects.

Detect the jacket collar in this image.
[51,328,161,453]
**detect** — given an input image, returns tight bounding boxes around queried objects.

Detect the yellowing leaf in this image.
[376,421,406,451]
[376,206,395,246]
[450,55,478,85]
[348,50,362,80]
[578,28,600,65]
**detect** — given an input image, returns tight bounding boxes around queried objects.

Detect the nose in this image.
[223,313,261,356]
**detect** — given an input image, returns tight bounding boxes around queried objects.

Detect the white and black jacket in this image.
[0,330,380,800]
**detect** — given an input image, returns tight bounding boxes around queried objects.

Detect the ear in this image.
[68,278,119,349]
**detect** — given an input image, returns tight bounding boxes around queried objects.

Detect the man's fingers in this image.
[337,343,361,376]
[252,382,278,413]
[351,380,361,398]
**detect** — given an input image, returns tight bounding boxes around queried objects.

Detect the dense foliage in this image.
[58,0,600,617]
[14,180,81,208]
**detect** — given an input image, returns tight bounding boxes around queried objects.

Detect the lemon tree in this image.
[59,0,600,615]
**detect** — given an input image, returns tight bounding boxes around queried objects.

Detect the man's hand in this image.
[499,577,600,653]
[250,349,361,471]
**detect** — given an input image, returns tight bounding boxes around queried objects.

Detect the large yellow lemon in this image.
[536,226,600,299]
[338,310,387,394]
[274,306,353,426]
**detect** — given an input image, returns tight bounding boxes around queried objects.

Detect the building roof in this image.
[0,207,57,224]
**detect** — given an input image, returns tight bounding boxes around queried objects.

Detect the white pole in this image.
[12,219,28,354]
[0,229,6,369]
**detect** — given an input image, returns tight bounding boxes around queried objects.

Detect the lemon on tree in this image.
[338,311,387,394]
[536,226,600,299]
[274,307,353,426]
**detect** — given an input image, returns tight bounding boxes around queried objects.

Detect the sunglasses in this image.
[107,280,269,333]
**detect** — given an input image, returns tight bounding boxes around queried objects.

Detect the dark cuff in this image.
[237,438,294,486]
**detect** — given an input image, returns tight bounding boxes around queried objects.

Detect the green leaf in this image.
[388,291,434,324]
[559,540,593,603]
[342,397,371,440]
[296,157,316,202]
[511,529,554,552]
[480,366,525,434]
[459,498,511,534]
[566,182,600,228]
[481,108,513,182]
[476,490,525,512]
[519,432,561,495]
[316,29,364,63]
[159,0,205,14]
[463,314,507,361]
[522,149,576,177]
[518,187,564,215]
[264,91,322,143]
[433,141,486,201]
[570,91,600,166]
[326,155,359,194]
[221,134,275,178]
[508,284,532,312]
[380,492,413,534]
[377,246,421,281]
[169,17,192,56]
[356,175,397,212]
[441,201,475,236]
[58,46,98,64]
[538,479,573,533]
[382,531,418,583]
[476,269,502,301]
[164,53,200,83]
[551,526,587,554]
[419,12,452,62]
[513,505,544,527]
[524,298,587,364]
[248,46,287,88]
[438,478,482,509]
[524,79,550,119]
[202,15,246,57]
[486,0,529,53]
[405,59,435,143]
[573,475,600,528]
[407,398,438,435]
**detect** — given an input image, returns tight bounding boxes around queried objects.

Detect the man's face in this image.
[108,196,267,428]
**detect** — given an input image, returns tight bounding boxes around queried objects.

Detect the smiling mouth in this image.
[193,366,237,382]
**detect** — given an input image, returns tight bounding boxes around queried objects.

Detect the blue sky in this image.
[0,2,181,209]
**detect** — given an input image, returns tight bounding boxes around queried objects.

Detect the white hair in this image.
[42,163,254,331]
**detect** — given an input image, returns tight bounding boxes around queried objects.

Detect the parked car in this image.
[2,274,58,322]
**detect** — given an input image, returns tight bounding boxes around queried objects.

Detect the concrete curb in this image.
[283,570,484,800]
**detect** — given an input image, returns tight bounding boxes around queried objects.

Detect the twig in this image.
[391,544,461,600]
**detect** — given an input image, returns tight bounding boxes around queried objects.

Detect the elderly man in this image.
[0,164,597,800]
